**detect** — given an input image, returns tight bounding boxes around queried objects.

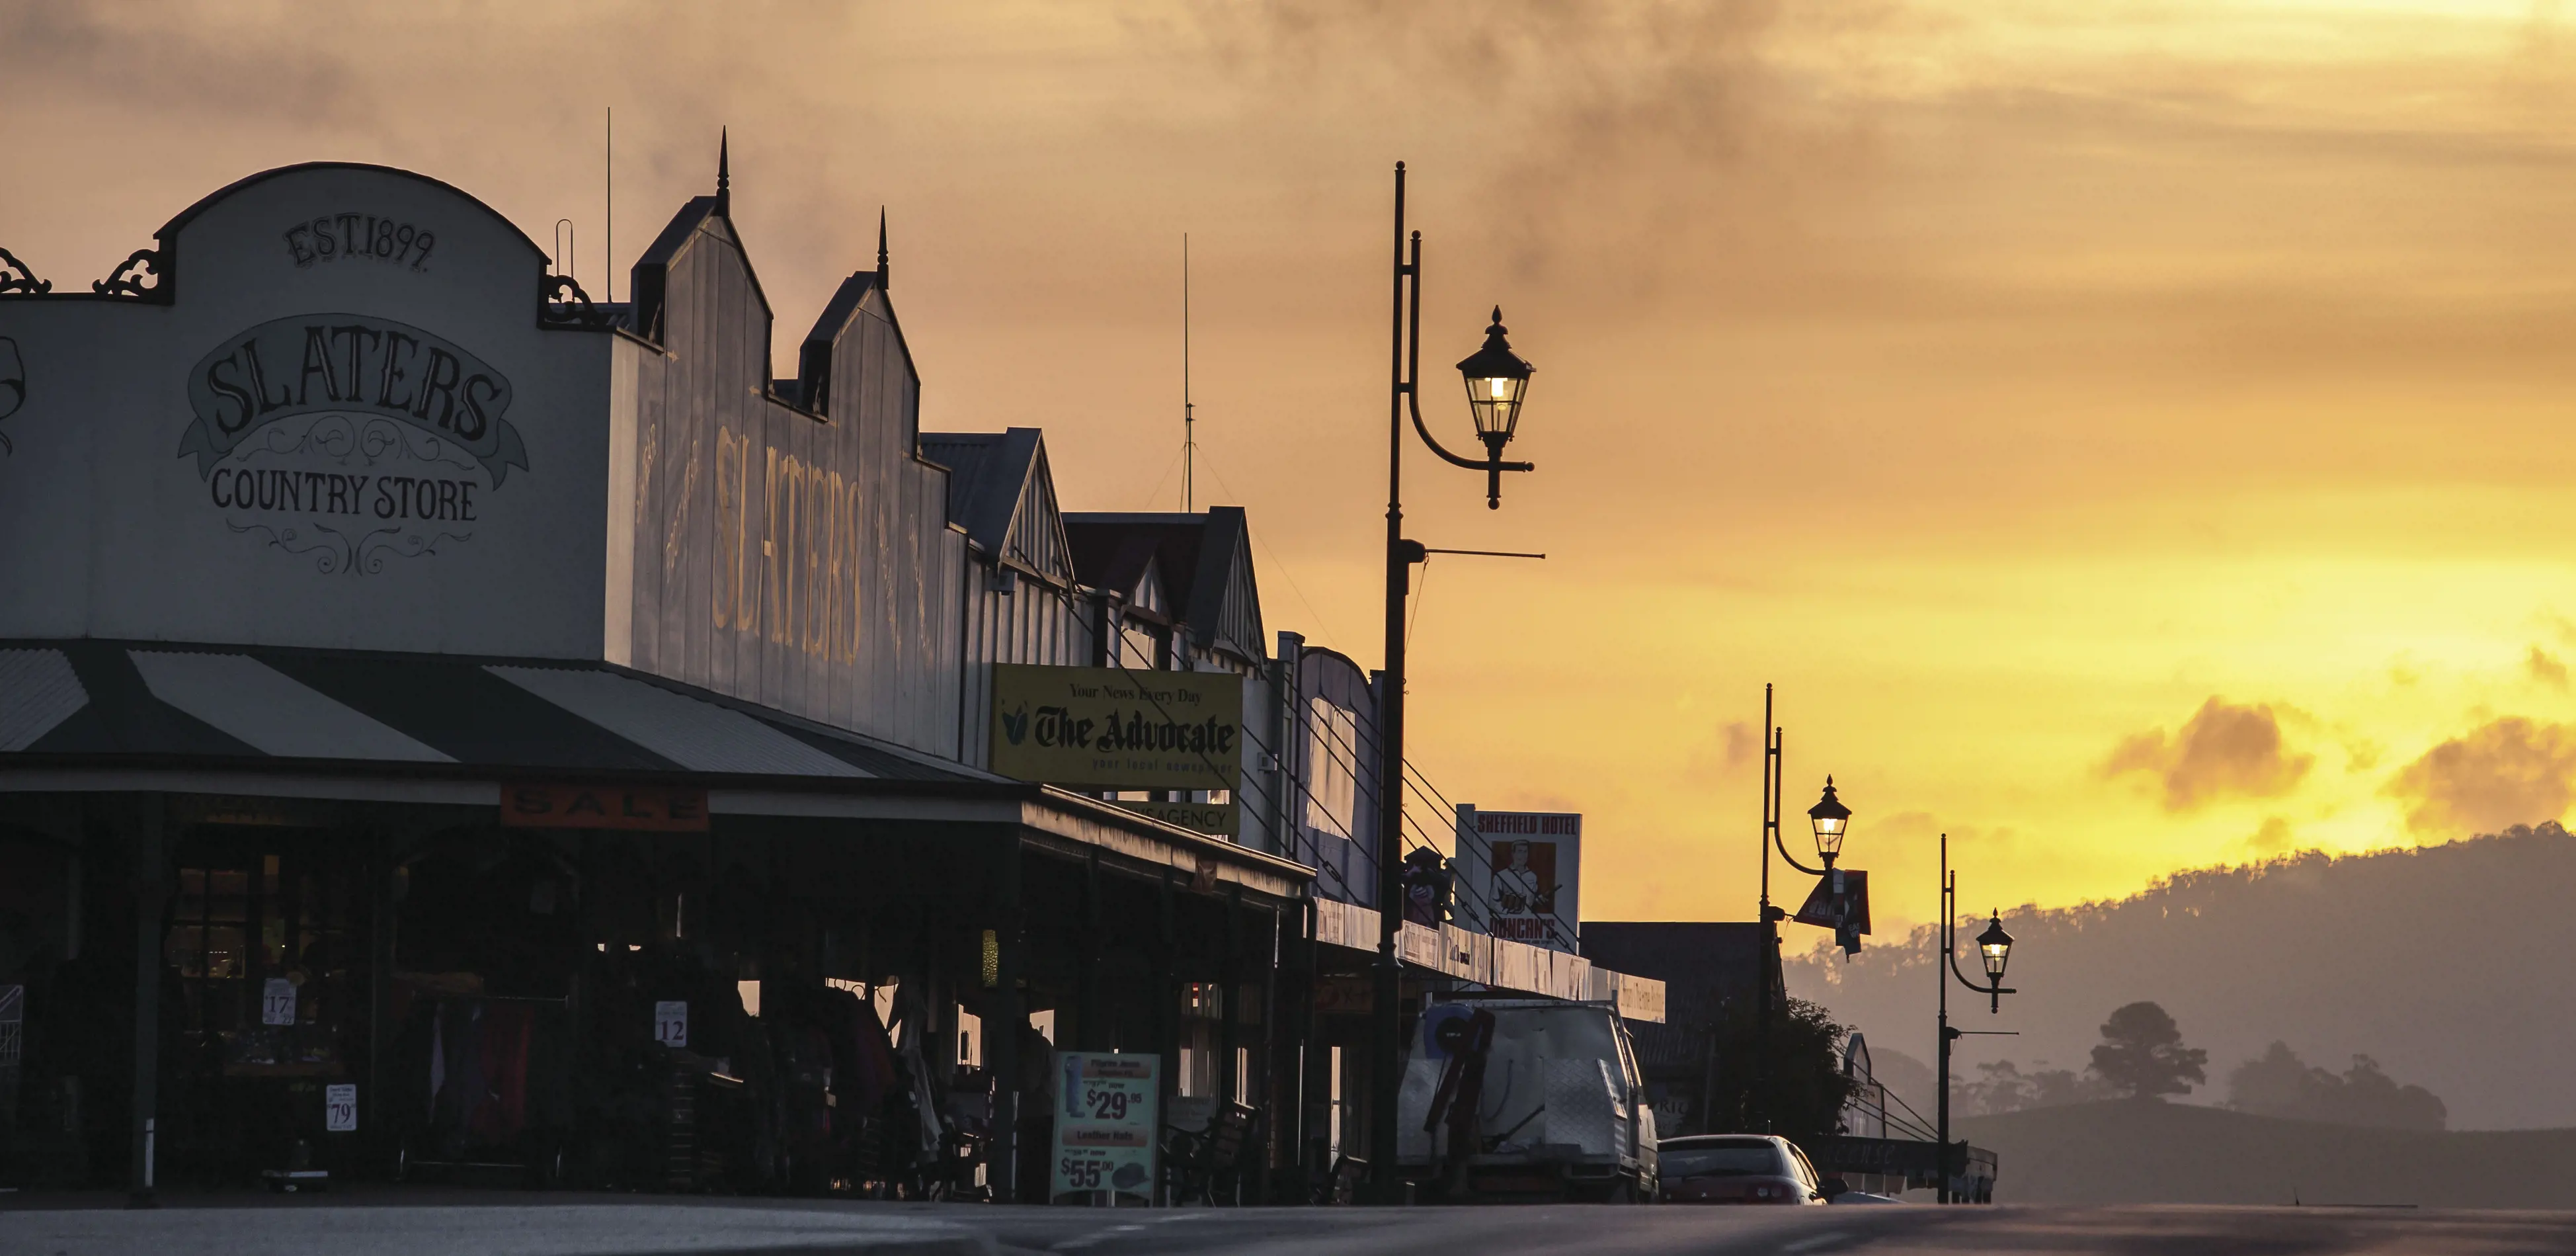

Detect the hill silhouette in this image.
[1787,824,2576,1129]
[1958,1100,2576,1206]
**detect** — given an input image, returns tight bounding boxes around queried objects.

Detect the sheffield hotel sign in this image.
[988,664,1244,794]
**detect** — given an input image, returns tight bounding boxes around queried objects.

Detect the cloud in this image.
[2105,697,2314,811]
[1685,719,1764,788]
[2386,718,2576,838]
[2529,646,2568,689]
[2244,816,2295,855]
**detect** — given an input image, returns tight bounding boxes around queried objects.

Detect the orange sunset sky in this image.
[9,1,2576,930]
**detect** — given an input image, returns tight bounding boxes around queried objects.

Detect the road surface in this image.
[9,1194,2576,1255]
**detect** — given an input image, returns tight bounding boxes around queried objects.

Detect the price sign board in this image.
[1051,1052,1159,1202]
[654,1000,688,1048]
[262,977,298,1026]
[325,1083,358,1132]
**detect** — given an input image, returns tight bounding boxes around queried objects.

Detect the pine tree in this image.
[2088,1001,2208,1100]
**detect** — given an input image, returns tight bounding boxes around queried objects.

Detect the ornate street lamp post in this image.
[1369,161,1536,1202]
[1935,832,2019,1204]
[1751,684,1851,1132]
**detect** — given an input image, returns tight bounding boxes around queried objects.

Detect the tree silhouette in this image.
[2089,1001,2208,1100]
[2226,1041,2447,1130]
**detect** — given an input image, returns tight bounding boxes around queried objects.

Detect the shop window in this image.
[956,1005,983,1069]
[1305,697,1359,837]
[1121,622,1168,671]
[1328,1045,1346,1156]
[165,833,367,1108]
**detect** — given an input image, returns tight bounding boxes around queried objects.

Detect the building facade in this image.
[0,152,1654,1203]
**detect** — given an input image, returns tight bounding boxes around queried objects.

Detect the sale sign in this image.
[1051,1052,1160,1203]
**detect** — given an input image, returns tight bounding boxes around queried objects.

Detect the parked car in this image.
[1654,1134,1835,1205]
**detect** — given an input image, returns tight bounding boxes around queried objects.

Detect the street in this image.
[9,1195,2576,1256]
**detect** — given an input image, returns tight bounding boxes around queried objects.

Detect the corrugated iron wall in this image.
[618,218,962,756]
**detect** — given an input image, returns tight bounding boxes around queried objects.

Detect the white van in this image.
[1396,997,1658,1202]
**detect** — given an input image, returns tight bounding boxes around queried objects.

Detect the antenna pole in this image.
[605,106,614,304]
[1183,233,1195,513]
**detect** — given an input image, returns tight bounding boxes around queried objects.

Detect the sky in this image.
[9,1,2576,930]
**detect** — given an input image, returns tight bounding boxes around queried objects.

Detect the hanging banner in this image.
[1793,869,1872,934]
[990,665,1242,790]
[1051,1052,1161,1202]
[1455,808,1582,954]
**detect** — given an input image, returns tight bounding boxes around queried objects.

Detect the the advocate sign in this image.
[989,663,1241,791]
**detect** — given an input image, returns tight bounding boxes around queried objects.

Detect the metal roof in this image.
[920,429,1074,587]
[1063,508,1267,664]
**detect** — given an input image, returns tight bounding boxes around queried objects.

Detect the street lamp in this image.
[1807,776,1851,868]
[1369,161,1537,1202]
[1751,685,1852,1132]
[1935,834,2021,1204]
[1455,309,1534,507]
[1976,914,2014,988]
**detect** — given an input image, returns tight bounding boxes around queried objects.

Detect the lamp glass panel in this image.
[1463,374,1527,440]
[1976,918,2013,980]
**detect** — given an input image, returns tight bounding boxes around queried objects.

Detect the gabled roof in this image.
[1063,509,1267,664]
[627,194,776,348]
[920,428,1074,587]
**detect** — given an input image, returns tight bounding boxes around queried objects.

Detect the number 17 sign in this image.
[1051,1052,1160,1204]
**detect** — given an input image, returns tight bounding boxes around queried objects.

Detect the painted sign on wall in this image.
[0,163,612,659]
[989,664,1242,790]
[1456,808,1582,954]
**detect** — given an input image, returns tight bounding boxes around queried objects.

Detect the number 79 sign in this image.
[1050,1052,1159,1203]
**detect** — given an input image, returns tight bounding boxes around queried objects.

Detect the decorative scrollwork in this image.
[0,247,50,296]
[92,248,165,298]
[541,274,611,327]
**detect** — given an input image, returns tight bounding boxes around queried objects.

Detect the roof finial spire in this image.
[875,206,889,291]
[715,128,731,217]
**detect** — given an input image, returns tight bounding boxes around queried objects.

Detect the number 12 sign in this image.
[1051,1052,1159,1203]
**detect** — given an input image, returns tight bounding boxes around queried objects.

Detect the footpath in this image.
[0,1196,999,1256]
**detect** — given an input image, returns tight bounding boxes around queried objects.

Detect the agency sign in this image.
[1457,808,1582,954]
[989,664,1242,791]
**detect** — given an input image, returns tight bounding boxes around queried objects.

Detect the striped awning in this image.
[0,641,982,783]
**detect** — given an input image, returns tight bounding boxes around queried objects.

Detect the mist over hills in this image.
[1785,825,2576,1130]
[1958,1100,2576,1206]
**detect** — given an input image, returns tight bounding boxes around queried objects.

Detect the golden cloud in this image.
[2386,718,2576,839]
[2105,698,2313,812]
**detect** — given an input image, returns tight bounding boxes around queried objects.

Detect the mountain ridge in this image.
[1787,825,2576,1129]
